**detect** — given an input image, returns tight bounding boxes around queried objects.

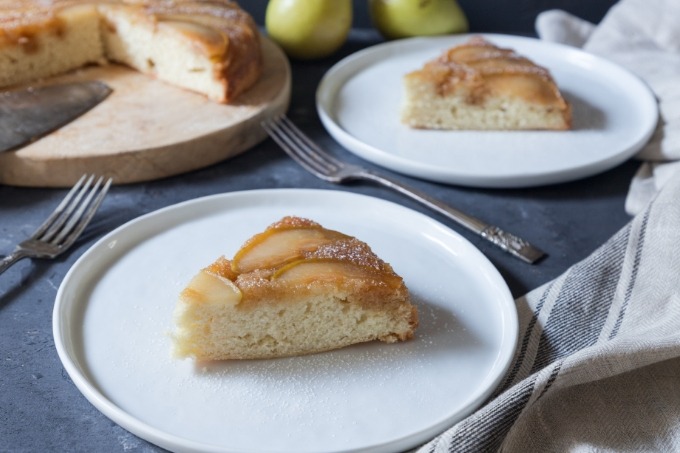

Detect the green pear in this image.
[265,0,352,60]
[369,0,469,40]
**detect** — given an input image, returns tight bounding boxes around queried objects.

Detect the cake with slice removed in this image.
[401,36,572,130]
[0,0,262,103]
[173,216,418,360]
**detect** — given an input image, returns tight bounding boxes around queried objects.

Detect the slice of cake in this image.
[401,36,572,130]
[98,1,262,103]
[173,216,418,361]
[0,0,262,103]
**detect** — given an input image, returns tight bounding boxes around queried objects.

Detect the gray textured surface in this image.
[1,2,629,452]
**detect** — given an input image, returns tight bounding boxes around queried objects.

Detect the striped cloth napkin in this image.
[535,0,680,215]
[417,134,680,452]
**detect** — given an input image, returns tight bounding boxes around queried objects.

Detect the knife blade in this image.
[0,80,112,153]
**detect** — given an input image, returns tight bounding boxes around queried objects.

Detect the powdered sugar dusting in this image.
[311,238,387,272]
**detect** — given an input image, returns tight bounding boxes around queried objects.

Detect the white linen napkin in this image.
[535,0,680,215]
[417,135,680,452]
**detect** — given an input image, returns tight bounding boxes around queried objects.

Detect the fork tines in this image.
[35,174,112,248]
[0,174,113,275]
[262,115,342,178]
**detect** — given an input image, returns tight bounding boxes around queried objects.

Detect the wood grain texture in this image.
[0,36,291,187]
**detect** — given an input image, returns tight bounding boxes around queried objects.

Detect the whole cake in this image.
[173,216,418,360]
[402,36,572,130]
[0,0,262,103]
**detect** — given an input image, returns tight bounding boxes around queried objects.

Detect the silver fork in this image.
[262,115,544,264]
[0,174,112,275]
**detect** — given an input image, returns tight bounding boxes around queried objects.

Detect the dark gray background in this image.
[243,0,615,33]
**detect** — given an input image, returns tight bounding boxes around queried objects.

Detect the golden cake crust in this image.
[207,216,412,313]
[416,37,567,106]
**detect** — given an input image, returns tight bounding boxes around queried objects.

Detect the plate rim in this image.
[53,188,518,453]
[316,33,659,188]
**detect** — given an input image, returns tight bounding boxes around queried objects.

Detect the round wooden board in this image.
[0,37,291,188]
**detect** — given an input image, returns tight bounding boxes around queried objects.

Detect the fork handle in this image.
[0,249,30,275]
[359,171,545,264]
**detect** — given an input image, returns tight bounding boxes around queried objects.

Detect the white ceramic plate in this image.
[316,34,658,188]
[53,189,517,453]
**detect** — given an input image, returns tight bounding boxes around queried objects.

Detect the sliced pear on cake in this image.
[272,257,405,288]
[272,258,376,282]
[173,216,418,361]
[401,36,572,130]
[231,217,350,273]
[158,17,228,58]
[179,264,242,307]
[174,261,242,358]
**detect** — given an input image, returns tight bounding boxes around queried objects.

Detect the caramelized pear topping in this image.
[180,267,242,306]
[422,36,562,104]
[231,218,350,274]
[272,258,388,283]
[223,216,403,291]
[157,15,227,57]
[205,256,238,280]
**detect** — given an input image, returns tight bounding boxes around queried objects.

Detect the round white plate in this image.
[316,34,658,188]
[53,189,517,453]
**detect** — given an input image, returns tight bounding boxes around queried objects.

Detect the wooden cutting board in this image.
[0,37,291,188]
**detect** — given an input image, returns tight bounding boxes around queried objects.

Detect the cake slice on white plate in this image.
[173,216,418,361]
[401,36,572,130]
